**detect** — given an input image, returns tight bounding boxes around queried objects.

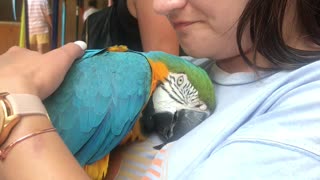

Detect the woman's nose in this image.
[153,0,187,15]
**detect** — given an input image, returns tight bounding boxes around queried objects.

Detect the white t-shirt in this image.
[27,0,51,35]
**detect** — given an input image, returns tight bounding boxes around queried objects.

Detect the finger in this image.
[5,46,28,54]
[42,41,87,73]
[0,47,38,64]
[35,41,86,99]
[5,46,38,58]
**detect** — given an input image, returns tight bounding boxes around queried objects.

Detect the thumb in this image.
[43,41,87,76]
[37,41,87,99]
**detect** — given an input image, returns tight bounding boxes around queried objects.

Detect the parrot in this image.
[43,45,215,180]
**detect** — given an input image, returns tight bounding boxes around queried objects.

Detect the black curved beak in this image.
[149,111,176,141]
[153,109,211,149]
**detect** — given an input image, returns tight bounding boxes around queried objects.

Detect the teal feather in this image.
[44,50,151,165]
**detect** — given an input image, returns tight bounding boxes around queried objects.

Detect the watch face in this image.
[0,101,5,132]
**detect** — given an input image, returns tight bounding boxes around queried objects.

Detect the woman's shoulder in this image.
[289,59,320,77]
[275,60,320,90]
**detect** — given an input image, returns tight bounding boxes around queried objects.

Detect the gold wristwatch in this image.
[0,92,48,145]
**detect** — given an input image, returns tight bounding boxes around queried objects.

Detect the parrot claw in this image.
[107,45,128,52]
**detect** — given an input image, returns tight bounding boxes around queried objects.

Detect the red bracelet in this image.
[0,127,56,161]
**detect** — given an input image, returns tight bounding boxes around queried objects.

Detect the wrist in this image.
[0,93,49,146]
[1,115,53,148]
[0,78,39,100]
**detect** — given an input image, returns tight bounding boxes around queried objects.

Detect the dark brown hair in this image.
[237,0,320,70]
[88,0,97,8]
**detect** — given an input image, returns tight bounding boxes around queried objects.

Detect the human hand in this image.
[0,41,87,100]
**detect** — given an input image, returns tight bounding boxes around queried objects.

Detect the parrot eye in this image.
[177,76,184,86]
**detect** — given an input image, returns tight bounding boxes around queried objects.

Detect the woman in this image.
[146,0,320,179]
[0,0,319,179]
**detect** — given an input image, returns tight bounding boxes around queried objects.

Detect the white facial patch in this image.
[152,86,178,114]
[152,72,209,114]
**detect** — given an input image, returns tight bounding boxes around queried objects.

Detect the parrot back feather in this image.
[44,50,152,165]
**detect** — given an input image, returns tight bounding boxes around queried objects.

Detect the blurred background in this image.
[0,0,107,54]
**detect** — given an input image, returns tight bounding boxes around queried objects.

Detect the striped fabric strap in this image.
[106,134,163,180]
[142,144,171,180]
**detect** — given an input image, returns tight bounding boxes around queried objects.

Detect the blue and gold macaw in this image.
[43,46,215,179]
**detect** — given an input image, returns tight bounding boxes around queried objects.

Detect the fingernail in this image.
[74,41,87,51]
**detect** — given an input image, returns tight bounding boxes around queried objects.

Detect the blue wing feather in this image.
[44,50,151,165]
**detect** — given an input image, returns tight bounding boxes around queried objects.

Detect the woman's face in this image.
[153,0,252,63]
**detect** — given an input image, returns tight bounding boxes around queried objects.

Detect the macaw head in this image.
[140,51,215,148]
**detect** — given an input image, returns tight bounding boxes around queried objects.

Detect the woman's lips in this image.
[172,21,195,30]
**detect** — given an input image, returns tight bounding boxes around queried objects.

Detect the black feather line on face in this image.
[161,74,200,108]
[160,85,185,105]
[163,77,185,104]
[170,76,189,103]
[182,83,188,89]
[187,89,194,96]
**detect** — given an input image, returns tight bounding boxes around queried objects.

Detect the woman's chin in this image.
[181,46,212,59]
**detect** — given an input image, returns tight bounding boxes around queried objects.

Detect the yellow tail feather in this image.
[121,119,147,145]
[84,155,109,180]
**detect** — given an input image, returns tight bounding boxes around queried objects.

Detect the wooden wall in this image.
[0,22,20,54]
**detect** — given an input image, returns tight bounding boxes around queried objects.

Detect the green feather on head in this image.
[142,51,216,111]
